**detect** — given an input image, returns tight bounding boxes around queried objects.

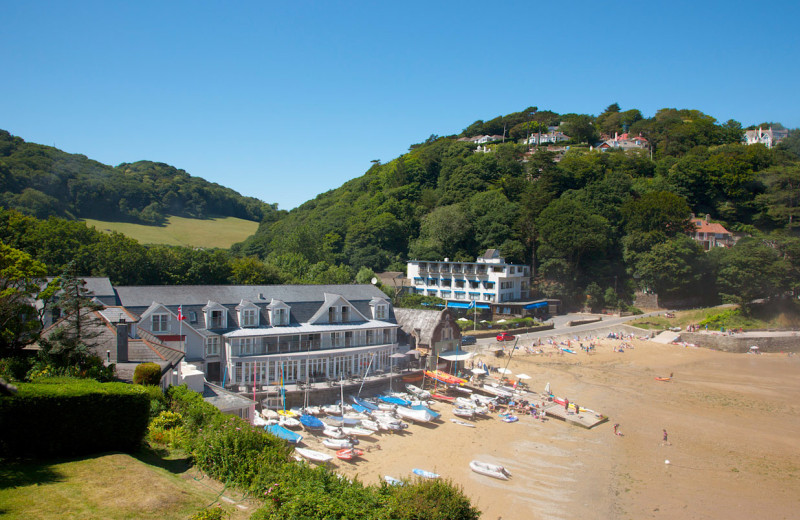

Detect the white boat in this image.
[376,416,407,430]
[322,404,342,415]
[343,412,370,422]
[452,407,475,418]
[378,403,397,411]
[322,438,357,449]
[471,394,496,406]
[384,475,403,486]
[262,408,280,419]
[294,447,333,463]
[482,384,513,398]
[450,418,476,428]
[469,460,511,480]
[252,413,269,427]
[341,426,375,437]
[360,419,381,432]
[405,384,431,400]
[322,427,346,439]
[279,416,301,429]
[455,397,475,408]
[396,406,434,423]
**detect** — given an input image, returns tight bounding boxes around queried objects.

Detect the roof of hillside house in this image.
[394,308,456,347]
[691,218,731,235]
[39,309,184,382]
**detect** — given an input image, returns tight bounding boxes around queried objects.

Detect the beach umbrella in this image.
[516,373,531,380]
[457,318,469,322]
[390,353,407,359]
[497,368,512,375]
[470,367,487,375]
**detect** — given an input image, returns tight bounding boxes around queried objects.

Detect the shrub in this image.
[133,362,162,386]
[190,506,231,520]
[0,378,150,458]
[0,355,33,381]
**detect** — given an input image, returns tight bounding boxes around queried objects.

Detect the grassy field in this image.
[82,216,260,248]
[630,300,800,331]
[0,450,256,519]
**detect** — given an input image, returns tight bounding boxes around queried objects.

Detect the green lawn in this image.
[0,451,255,520]
[82,216,259,248]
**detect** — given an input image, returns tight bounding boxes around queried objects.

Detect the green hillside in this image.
[232,105,800,308]
[0,129,282,225]
[83,215,260,248]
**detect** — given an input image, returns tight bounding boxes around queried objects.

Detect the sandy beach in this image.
[298,336,800,519]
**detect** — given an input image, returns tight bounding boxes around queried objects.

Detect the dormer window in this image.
[273,308,287,326]
[209,310,224,329]
[341,306,349,322]
[329,307,335,323]
[375,305,387,320]
[241,308,258,327]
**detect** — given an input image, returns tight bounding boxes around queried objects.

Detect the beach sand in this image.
[300,337,800,519]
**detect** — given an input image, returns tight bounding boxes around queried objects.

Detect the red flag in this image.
[177,306,186,321]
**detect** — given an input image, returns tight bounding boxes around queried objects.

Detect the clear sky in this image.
[3,1,798,210]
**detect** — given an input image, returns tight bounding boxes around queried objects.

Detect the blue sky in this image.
[3,1,799,210]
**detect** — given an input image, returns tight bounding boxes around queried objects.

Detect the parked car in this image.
[496,332,515,342]
[461,335,476,345]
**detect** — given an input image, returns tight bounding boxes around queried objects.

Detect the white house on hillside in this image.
[406,249,530,310]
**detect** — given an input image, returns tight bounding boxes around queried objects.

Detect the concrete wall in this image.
[680,332,800,353]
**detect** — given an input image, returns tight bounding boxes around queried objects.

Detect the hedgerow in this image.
[162,385,479,520]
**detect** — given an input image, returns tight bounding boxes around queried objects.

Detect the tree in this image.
[757,163,800,228]
[0,242,49,354]
[632,236,708,300]
[36,263,105,373]
[230,256,285,285]
[560,114,598,144]
[713,238,791,311]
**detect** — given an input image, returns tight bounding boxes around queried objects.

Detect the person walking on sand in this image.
[662,429,671,446]
[613,423,619,435]
[564,398,569,412]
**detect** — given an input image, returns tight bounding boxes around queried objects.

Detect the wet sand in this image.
[301,337,800,519]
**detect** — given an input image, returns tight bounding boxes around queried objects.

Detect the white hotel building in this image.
[406,249,531,311]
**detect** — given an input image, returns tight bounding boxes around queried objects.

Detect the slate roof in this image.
[203,382,255,412]
[114,284,396,331]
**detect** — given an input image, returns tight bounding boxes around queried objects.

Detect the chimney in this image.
[705,214,710,223]
[116,318,129,363]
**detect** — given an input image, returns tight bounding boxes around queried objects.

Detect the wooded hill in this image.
[0,129,282,225]
[232,105,800,308]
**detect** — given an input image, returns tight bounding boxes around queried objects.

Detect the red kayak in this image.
[336,448,364,460]
[431,393,455,402]
[425,370,467,385]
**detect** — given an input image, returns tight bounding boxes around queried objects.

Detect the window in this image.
[189,311,197,323]
[329,307,336,323]
[153,314,168,332]
[375,305,387,320]
[238,337,253,355]
[205,336,220,357]
[414,278,424,286]
[273,308,287,325]
[241,308,257,327]
[342,306,349,322]
[209,310,224,329]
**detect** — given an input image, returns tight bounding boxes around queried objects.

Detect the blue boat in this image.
[412,468,440,479]
[265,424,303,444]
[299,414,325,430]
[351,396,379,411]
[378,395,411,406]
[411,404,440,419]
[351,404,370,414]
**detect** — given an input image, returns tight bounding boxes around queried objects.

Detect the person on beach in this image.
[613,423,619,435]
[662,429,670,445]
[564,398,569,411]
